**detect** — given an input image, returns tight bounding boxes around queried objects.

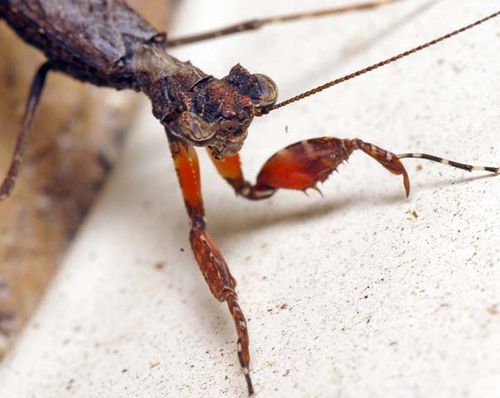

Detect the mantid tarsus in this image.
[0,0,499,395]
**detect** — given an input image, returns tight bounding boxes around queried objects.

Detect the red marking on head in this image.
[240,95,253,109]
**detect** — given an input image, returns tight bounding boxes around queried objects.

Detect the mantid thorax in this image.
[162,64,278,159]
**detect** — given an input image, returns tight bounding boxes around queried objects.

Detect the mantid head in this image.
[165,64,277,159]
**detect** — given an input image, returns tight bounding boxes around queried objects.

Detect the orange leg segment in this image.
[210,137,410,199]
[207,151,277,200]
[168,135,254,395]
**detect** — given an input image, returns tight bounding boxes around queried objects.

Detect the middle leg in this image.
[167,0,405,47]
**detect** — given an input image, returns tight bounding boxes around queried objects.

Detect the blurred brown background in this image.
[0,0,175,358]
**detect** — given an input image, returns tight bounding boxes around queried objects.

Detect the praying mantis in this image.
[0,0,499,396]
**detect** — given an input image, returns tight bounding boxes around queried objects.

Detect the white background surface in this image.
[1,1,499,397]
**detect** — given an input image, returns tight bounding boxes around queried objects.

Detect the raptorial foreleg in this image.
[169,135,254,395]
[210,137,498,200]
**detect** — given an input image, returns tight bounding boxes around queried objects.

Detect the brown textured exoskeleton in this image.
[1,0,499,395]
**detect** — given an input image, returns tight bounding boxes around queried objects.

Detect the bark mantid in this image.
[1,0,499,395]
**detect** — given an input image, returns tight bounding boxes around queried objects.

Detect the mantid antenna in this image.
[271,9,500,111]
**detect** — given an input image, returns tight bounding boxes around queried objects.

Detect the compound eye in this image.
[219,119,240,134]
[167,111,216,145]
[253,74,278,109]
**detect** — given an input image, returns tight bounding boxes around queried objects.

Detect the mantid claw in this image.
[255,137,411,196]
